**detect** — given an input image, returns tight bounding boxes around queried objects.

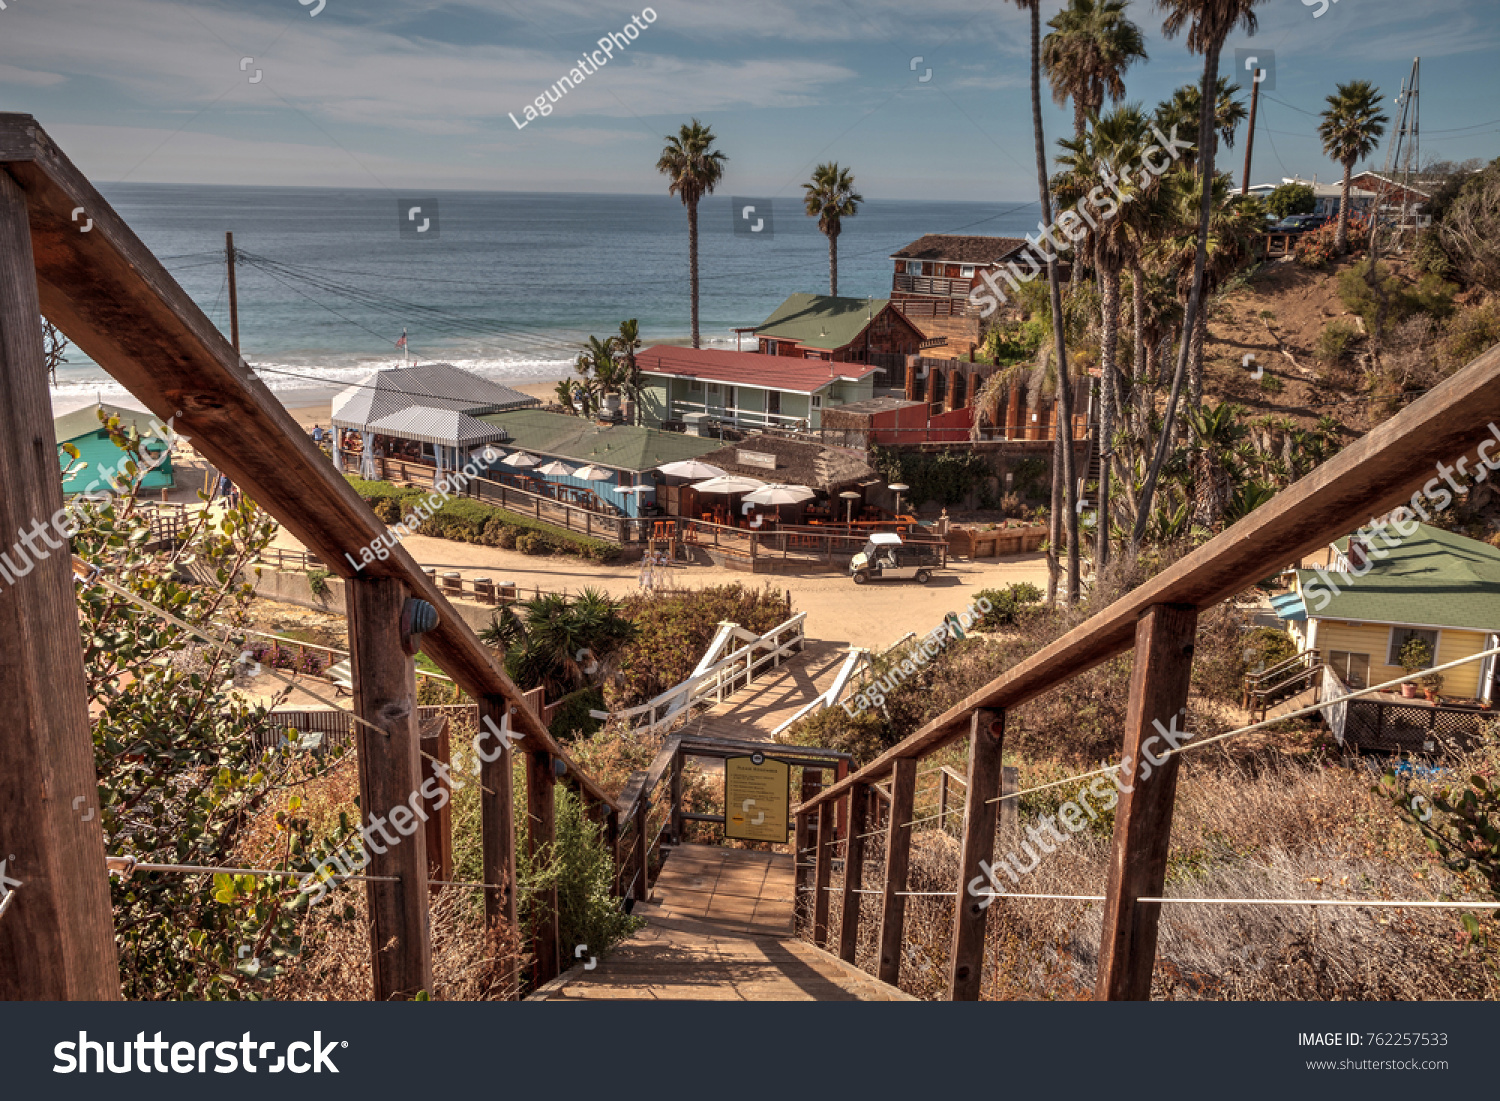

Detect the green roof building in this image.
[54,402,174,495]
[752,292,925,363]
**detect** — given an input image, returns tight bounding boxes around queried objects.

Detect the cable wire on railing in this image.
[105,855,512,894]
[804,884,1500,908]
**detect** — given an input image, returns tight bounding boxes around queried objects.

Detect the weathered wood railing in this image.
[792,333,1500,1000]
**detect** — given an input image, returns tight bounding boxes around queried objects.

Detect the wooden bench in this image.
[326,659,353,698]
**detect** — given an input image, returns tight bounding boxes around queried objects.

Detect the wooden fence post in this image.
[478,696,518,993]
[0,171,120,1000]
[999,765,1018,843]
[877,758,918,986]
[527,748,560,986]
[813,802,834,948]
[347,576,433,1000]
[605,808,621,896]
[419,713,452,891]
[837,781,869,963]
[631,804,649,902]
[670,749,684,843]
[947,708,1004,1001]
[1095,603,1198,1001]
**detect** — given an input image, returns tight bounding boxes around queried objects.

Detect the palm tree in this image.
[1130,0,1264,552]
[1042,0,1149,141]
[656,120,728,349]
[554,379,578,413]
[1154,78,1247,172]
[508,588,636,701]
[1055,104,1156,570]
[803,162,863,296]
[1182,400,1247,528]
[574,334,619,417]
[1318,80,1388,252]
[616,319,644,423]
[1015,0,1081,603]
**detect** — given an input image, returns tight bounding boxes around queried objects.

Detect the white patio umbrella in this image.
[657,459,728,480]
[744,484,815,507]
[613,485,654,496]
[534,460,575,477]
[500,451,539,468]
[690,475,766,494]
[572,463,613,481]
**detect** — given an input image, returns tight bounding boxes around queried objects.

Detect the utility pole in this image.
[225,231,240,356]
[1240,70,1261,197]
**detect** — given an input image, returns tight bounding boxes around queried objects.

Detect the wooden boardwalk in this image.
[680,639,849,744]
[530,845,911,1001]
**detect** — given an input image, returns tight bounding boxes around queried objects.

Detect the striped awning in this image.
[1270,591,1308,622]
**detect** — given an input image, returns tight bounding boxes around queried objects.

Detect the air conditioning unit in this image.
[682,412,711,437]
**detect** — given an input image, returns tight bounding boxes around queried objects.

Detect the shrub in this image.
[306,567,332,599]
[871,445,990,508]
[1266,182,1316,219]
[1338,260,1457,334]
[515,531,550,555]
[1294,223,1344,268]
[972,582,1044,629]
[1316,320,1360,365]
[547,685,606,740]
[1442,301,1500,369]
[1257,373,1283,394]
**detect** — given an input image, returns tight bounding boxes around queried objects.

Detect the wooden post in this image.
[938,769,949,828]
[813,802,834,948]
[604,809,621,896]
[947,708,1004,1001]
[834,757,850,841]
[526,748,560,986]
[795,768,821,930]
[478,696,518,991]
[670,748,683,843]
[0,171,119,1000]
[999,765,1018,843]
[877,758,918,986]
[837,781,869,963]
[346,576,432,1000]
[419,713,453,891]
[225,230,239,355]
[631,804,649,902]
[1095,604,1198,1001]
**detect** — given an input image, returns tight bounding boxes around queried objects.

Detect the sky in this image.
[1,0,1497,201]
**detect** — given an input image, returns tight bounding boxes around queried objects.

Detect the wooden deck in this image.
[530,845,911,1001]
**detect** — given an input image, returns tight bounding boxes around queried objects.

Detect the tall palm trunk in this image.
[1189,303,1208,407]
[1130,40,1223,551]
[829,230,839,296]
[1096,266,1121,570]
[1130,262,1148,435]
[1029,3,1080,603]
[688,197,702,348]
[1335,160,1353,252]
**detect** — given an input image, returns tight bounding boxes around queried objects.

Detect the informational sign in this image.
[724,752,790,843]
[737,450,777,471]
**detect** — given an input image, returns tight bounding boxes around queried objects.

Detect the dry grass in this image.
[807,753,1500,1001]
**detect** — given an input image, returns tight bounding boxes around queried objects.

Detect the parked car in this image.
[850,532,944,585]
[1270,213,1328,235]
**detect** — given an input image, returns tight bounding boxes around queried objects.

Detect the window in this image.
[707,383,720,396]
[1388,627,1439,667]
[767,391,781,416]
[688,379,703,394]
[960,264,975,278]
[811,395,822,409]
[905,260,922,275]
[1328,650,1371,688]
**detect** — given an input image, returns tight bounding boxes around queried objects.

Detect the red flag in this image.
[396,329,407,349]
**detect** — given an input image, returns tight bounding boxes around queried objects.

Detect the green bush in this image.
[1338,260,1457,334]
[345,476,619,561]
[1316,320,1360,365]
[1443,301,1500,369]
[1258,373,1284,394]
[972,582,1044,629]
[1266,182,1316,219]
[547,685,606,741]
[872,445,990,508]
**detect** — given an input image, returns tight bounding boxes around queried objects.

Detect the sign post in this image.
[724,752,790,843]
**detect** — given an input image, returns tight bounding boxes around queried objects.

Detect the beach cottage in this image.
[331,363,537,479]
[634,345,879,433]
[54,402,174,494]
[752,292,925,370]
[1278,524,1500,702]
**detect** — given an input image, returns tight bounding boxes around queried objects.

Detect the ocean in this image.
[52,184,1045,413]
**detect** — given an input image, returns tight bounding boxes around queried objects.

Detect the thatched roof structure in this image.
[695,434,878,493]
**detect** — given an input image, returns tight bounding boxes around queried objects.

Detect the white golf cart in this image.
[850,532,944,585]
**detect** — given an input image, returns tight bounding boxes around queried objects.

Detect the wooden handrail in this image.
[2,112,620,814]
[798,337,1500,815]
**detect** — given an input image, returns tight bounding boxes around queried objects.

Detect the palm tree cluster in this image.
[562,319,644,421]
[480,587,637,704]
